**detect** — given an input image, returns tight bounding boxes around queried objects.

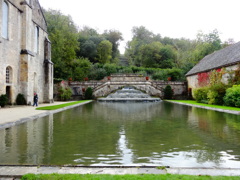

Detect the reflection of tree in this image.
[188,107,240,162]
[192,149,223,165]
[225,113,240,132]
[50,106,121,165]
[1,101,240,166]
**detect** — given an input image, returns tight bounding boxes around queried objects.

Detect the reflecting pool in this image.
[0,101,240,167]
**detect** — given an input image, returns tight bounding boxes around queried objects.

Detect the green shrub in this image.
[58,87,72,101]
[207,90,218,105]
[193,87,209,103]
[207,83,228,105]
[84,87,93,99]
[136,70,147,76]
[152,71,168,80]
[224,85,240,107]
[16,93,27,105]
[118,67,133,74]
[0,94,8,107]
[103,64,117,76]
[163,85,173,99]
[167,68,183,81]
[89,68,107,80]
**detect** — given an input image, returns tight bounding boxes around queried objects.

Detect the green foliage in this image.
[151,68,183,81]
[96,40,113,64]
[77,27,122,63]
[77,39,97,62]
[16,93,27,105]
[84,87,93,100]
[163,85,173,99]
[103,30,123,60]
[152,71,168,80]
[193,87,209,103]
[103,63,118,76]
[209,69,223,85]
[125,26,224,71]
[207,83,228,105]
[207,90,218,105]
[72,58,91,81]
[43,9,79,80]
[0,94,8,107]
[227,64,240,85]
[118,67,133,74]
[167,68,183,81]
[136,70,147,76]
[224,85,240,107]
[58,87,72,101]
[89,68,107,80]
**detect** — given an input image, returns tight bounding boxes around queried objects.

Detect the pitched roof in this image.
[186,42,240,76]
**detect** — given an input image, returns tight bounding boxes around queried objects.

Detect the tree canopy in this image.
[44,9,79,79]
[43,8,234,82]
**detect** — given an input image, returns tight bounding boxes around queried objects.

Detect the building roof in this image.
[186,42,240,76]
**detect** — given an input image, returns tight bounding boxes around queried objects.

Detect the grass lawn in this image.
[167,100,240,111]
[21,174,240,180]
[36,100,91,110]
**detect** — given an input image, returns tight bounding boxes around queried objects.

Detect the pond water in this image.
[0,101,240,167]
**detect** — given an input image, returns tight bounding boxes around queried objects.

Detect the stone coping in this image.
[98,98,161,102]
[0,166,240,177]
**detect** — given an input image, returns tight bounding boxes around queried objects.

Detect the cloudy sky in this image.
[39,0,240,53]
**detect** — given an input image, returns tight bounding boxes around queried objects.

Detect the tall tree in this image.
[44,9,79,79]
[96,40,113,64]
[140,42,176,68]
[125,26,162,66]
[103,30,123,61]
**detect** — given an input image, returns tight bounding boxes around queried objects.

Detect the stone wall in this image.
[68,74,187,99]
[187,64,239,89]
[0,0,53,104]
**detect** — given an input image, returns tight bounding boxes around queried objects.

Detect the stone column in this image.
[20,2,34,104]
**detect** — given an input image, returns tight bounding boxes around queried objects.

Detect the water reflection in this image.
[0,101,239,167]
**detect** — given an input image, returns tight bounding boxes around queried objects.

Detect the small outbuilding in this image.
[186,42,240,91]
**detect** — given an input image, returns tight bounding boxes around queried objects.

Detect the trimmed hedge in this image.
[163,85,173,99]
[16,93,27,105]
[0,94,8,107]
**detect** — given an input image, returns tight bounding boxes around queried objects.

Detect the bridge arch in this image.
[68,74,187,99]
[93,81,162,97]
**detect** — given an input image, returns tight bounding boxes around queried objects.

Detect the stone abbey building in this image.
[0,0,53,104]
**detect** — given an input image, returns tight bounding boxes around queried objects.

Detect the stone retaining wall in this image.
[66,74,187,99]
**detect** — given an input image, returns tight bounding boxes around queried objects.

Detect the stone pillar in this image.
[43,37,54,103]
[19,2,34,104]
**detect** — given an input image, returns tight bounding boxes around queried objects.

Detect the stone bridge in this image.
[69,74,187,99]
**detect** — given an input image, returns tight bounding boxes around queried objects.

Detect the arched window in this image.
[2,1,9,39]
[6,66,11,83]
[34,26,39,53]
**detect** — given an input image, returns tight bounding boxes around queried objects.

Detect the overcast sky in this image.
[39,0,240,53]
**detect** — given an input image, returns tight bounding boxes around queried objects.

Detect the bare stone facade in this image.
[0,0,53,104]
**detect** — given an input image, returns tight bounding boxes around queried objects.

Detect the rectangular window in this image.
[6,67,10,83]
[2,1,9,39]
[34,26,39,53]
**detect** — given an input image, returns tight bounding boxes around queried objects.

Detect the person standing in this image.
[33,92,38,107]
